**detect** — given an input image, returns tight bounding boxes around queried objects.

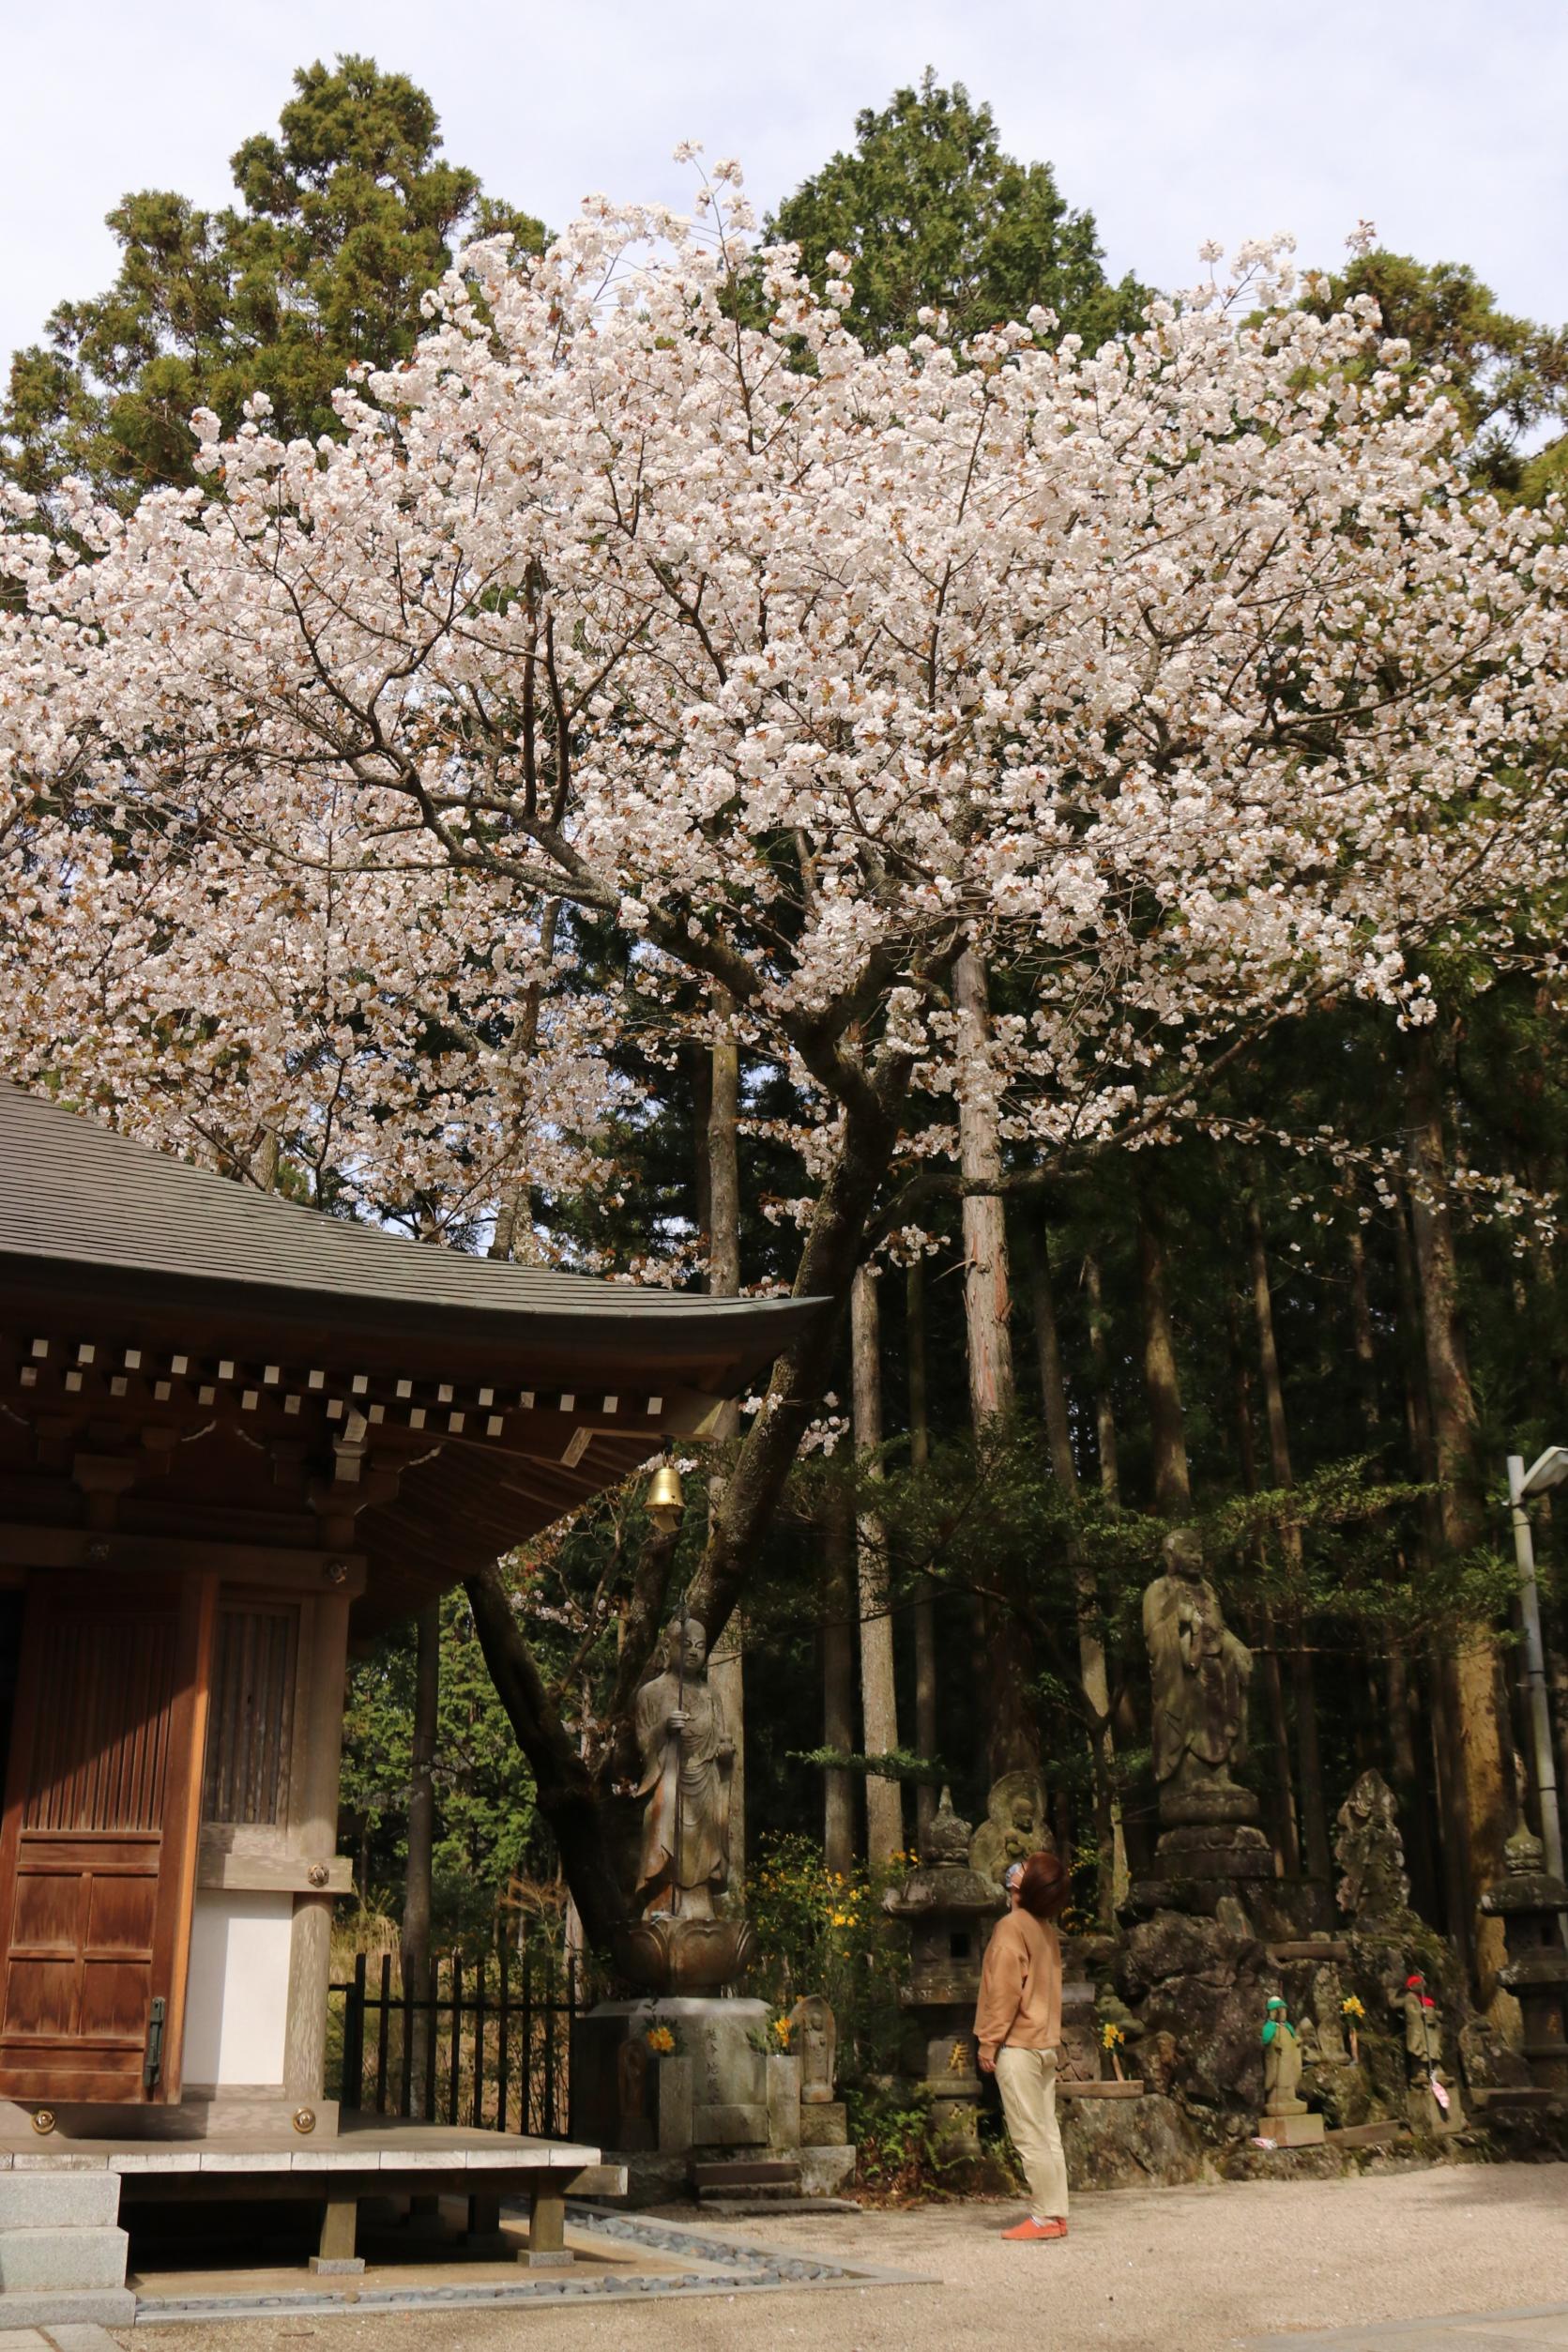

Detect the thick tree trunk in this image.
[822,1484,858,1876]
[1225,1289,1300,1877]
[1028,1227,1127,1920]
[952,948,1037,1779]
[853,1264,904,1862]
[690,1067,912,1642]
[464,1565,629,1950]
[906,1258,938,1848]
[402,1603,439,2095]
[1406,1033,1511,1997]
[1137,1183,1193,1519]
[1245,1201,1332,1886]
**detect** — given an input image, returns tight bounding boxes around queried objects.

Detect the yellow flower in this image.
[1341,1996,1365,2019]
[646,2024,675,2055]
[772,2017,792,2046]
[1099,2022,1124,2049]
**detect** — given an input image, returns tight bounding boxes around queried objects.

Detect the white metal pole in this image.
[1507,1453,1566,1882]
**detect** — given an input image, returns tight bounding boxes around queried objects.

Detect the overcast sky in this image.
[5,0,1565,373]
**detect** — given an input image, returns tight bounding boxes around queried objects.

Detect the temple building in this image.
[0,1084,813,2314]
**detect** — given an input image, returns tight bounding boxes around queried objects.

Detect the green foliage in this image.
[339,1585,541,1939]
[3,53,543,508]
[1301,247,1568,496]
[747,1834,911,2074]
[766,69,1146,352]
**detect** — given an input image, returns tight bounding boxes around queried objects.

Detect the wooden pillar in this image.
[311,2194,363,2274]
[285,1588,352,2110]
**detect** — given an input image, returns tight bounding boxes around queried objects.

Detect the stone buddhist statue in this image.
[1143,1527,1255,1825]
[633,1613,735,1921]
[1260,1995,1305,2116]
[969,1771,1056,1892]
[1333,1770,1410,1924]
[789,1995,837,2104]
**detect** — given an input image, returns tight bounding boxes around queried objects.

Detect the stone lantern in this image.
[882,1788,1004,2152]
[1481,1827,1568,2095]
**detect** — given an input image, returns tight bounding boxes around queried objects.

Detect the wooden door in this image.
[0,1573,215,2105]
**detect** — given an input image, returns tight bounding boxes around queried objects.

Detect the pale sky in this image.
[5,0,1565,375]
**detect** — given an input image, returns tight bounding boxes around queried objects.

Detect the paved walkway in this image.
[114,2161,1567,2351]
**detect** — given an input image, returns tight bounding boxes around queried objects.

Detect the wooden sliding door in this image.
[0,1573,215,2104]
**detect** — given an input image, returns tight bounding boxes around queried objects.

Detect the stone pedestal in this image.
[1265,2108,1325,2147]
[571,1997,770,2156]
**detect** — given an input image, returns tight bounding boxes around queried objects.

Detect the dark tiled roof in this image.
[0,1085,820,1383]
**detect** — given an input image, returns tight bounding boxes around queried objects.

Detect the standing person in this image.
[974,1849,1071,2242]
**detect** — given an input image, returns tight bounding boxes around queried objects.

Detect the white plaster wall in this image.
[183,1891,293,2087]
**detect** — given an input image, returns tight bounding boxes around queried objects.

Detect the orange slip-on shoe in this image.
[1001,2218,1068,2241]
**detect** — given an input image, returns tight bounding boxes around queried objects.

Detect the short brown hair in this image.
[1016,1850,1069,1920]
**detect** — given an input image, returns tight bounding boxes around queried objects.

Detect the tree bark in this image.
[1224,1287,1300,1877]
[1406,1032,1511,1997]
[464,1565,628,1950]
[823,1482,858,1876]
[1028,1226,1127,1919]
[951,948,1037,1779]
[906,1258,937,1849]
[853,1263,905,1861]
[1347,1220,1438,1917]
[1083,1250,1121,1509]
[402,1602,439,2107]
[704,1009,746,1881]
[1245,1199,1332,1886]
[1137,1182,1193,1518]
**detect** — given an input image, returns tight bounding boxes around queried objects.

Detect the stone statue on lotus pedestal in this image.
[615,1611,755,1994]
[1143,1529,1269,1885]
[1333,1770,1409,1926]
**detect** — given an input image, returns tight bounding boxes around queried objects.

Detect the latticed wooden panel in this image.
[202,1604,297,1828]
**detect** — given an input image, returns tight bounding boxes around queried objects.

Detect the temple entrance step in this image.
[691,2160,801,2192]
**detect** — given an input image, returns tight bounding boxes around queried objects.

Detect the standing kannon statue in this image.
[633,1612,736,1921]
[1143,1527,1256,1825]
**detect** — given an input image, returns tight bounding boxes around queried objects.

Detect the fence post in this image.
[496,1917,510,2137]
[521,1947,535,2137]
[449,1953,463,2127]
[374,1951,392,2115]
[341,1951,367,2116]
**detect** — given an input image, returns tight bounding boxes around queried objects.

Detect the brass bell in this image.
[645,1459,685,1537]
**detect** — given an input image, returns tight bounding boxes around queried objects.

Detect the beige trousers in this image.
[995,2045,1069,2221]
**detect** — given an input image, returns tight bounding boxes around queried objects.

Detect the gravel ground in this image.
[116,2161,1568,2352]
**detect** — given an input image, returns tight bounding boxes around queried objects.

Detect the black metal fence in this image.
[331,1930,581,2138]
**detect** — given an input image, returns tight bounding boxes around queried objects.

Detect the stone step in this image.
[0,2285,136,2329]
[690,2160,800,2191]
[696,2181,802,2206]
[0,2226,129,2293]
[698,2196,860,2219]
[0,2173,121,2229]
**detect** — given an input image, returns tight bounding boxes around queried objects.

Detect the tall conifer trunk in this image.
[1028,1226,1126,1918]
[1137,1184,1192,1519]
[1225,1287,1300,1877]
[906,1259,938,1848]
[822,1485,858,1875]
[1405,1034,1512,1997]
[953,947,1037,1776]
[852,1263,904,1860]
[1245,1201,1332,1886]
[704,1011,746,1881]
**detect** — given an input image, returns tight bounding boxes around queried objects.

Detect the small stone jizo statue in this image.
[1144,1526,1255,1823]
[1260,1994,1306,2117]
[1397,1971,1462,2127]
[633,1612,735,1920]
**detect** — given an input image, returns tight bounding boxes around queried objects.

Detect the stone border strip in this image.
[129,2203,933,2324]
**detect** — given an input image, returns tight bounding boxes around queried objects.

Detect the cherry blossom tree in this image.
[5,170,1568,1901]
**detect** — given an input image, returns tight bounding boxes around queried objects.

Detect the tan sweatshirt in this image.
[973,1909,1062,2061]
